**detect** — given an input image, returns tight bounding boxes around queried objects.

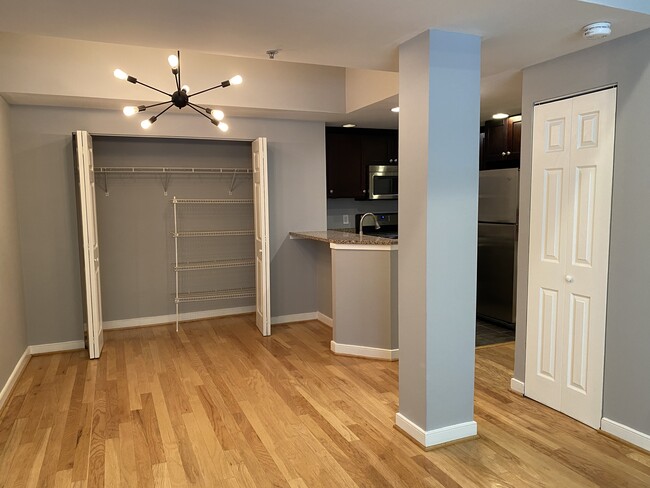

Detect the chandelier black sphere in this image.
[114,50,242,132]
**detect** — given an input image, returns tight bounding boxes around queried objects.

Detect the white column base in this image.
[510,377,525,395]
[395,412,477,449]
[331,340,398,361]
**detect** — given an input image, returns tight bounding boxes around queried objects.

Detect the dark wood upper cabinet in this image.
[326,130,364,199]
[481,115,521,169]
[326,128,398,199]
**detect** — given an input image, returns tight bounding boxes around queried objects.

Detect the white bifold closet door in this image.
[525,87,616,429]
[74,130,105,359]
[252,137,271,336]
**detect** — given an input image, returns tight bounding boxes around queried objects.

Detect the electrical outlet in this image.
[343,214,349,225]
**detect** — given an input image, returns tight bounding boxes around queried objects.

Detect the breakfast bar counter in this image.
[290,230,398,360]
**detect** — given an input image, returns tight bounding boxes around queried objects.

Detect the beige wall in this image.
[0,97,28,389]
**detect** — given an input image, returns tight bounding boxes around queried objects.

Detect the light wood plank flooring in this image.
[1,314,649,487]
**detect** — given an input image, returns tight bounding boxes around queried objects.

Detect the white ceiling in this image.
[1,0,649,126]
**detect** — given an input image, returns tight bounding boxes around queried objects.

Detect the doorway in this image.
[524,87,617,428]
[73,133,271,359]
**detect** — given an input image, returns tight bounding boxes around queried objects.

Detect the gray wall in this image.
[0,98,27,388]
[515,28,650,436]
[10,105,326,345]
[93,137,255,321]
[314,242,333,318]
[327,198,398,230]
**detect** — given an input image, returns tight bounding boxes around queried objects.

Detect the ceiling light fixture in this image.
[114,50,242,132]
[492,112,509,120]
[391,107,400,113]
[583,21,612,40]
[342,124,356,128]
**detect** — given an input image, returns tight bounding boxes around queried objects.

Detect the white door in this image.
[252,137,271,336]
[525,88,616,428]
[75,131,104,359]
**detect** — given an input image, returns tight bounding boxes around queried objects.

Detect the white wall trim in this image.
[601,418,650,452]
[510,378,525,395]
[29,340,86,355]
[395,413,478,448]
[271,312,318,325]
[317,312,333,327]
[0,347,31,413]
[103,306,256,330]
[331,340,398,361]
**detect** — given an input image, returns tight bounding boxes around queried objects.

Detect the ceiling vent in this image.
[583,22,612,39]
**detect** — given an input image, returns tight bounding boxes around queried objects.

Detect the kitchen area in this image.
[293,117,521,358]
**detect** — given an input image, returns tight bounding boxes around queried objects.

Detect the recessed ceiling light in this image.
[342,124,356,128]
[391,107,400,113]
[492,113,509,120]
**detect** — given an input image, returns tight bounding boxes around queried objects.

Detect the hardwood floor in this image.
[1,314,649,487]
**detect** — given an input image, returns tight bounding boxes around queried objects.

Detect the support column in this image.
[396,29,481,448]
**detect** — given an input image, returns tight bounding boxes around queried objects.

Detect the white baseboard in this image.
[395,413,478,448]
[271,312,318,325]
[103,306,256,330]
[317,312,333,327]
[601,418,650,452]
[510,378,525,395]
[29,340,86,355]
[331,340,398,361]
[0,347,31,413]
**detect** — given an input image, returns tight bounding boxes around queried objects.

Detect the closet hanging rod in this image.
[93,166,253,175]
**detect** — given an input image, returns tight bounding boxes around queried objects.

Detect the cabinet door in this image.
[483,119,508,162]
[387,130,399,163]
[326,131,363,198]
[507,116,522,160]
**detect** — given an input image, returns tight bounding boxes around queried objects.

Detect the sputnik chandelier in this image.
[113,50,242,132]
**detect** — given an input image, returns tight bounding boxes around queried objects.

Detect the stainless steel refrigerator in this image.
[477,168,519,326]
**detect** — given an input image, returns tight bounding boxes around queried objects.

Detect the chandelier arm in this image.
[187,103,214,121]
[187,101,211,113]
[143,101,172,110]
[154,103,175,119]
[135,80,173,97]
[187,83,225,98]
[175,50,181,92]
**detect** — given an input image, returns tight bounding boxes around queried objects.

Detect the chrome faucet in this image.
[359,212,381,238]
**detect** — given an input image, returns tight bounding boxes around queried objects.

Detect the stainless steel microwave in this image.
[368,165,398,200]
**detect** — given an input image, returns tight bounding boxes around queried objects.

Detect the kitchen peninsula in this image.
[290,230,398,360]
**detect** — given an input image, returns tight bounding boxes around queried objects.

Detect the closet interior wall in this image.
[92,136,254,325]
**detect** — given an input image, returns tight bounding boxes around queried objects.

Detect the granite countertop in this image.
[290,230,397,245]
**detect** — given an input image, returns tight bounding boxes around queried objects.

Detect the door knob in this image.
[565,275,574,283]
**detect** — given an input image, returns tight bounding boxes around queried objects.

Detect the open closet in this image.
[73,131,270,359]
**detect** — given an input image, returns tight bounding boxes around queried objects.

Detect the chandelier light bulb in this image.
[168,54,179,69]
[141,116,157,129]
[114,69,128,80]
[218,122,229,132]
[211,109,225,121]
[229,75,243,85]
[181,85,190,94]
[123,106,139,116]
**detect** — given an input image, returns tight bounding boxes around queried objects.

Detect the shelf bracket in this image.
[96,172,109,196]
[162,173,171,196]
[228,173,238,195]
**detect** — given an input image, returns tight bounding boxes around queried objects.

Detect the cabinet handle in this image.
[507,151,511,155]
[362,189,366,193]
[329,190,334,194]
[502,152,506,156]
[565,275,574,283]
